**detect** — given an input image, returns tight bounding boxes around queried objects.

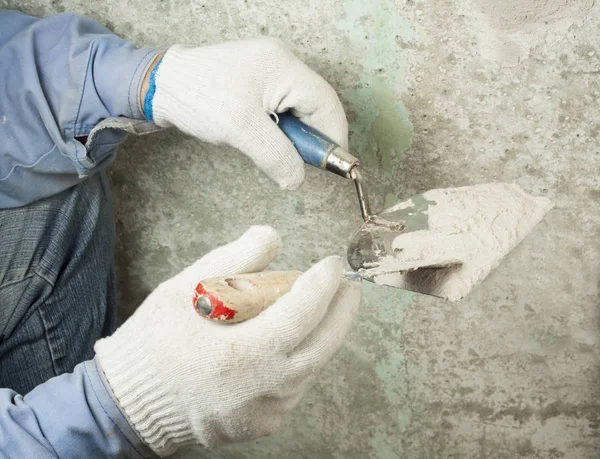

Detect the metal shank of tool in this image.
[276,112,403,230]
[319,144,380,224]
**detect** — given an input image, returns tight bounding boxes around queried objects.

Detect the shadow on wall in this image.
[108,130,184,322]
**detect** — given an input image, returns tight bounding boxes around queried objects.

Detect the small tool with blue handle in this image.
[276,112,400,228]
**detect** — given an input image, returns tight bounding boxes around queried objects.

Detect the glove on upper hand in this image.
[151,38,348,190]
[94,226,360,456]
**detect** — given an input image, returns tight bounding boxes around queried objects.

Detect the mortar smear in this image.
[368,183,553,301]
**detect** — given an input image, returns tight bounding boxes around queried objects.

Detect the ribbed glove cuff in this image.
[95,328,195,456]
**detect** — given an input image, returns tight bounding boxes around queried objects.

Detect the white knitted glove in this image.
[94,226,360,456]
[151,38,348,190]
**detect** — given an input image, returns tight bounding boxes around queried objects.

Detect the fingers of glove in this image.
[240,397,289,440]
[295,106,348,151]
[285,279,360,378]
[250,38,348,151]
[230,110,305,190]
[240,256,343,352]
[174,226,281,288]
[250,388,312,438]
[280,61,349,150]
[201,397,286,447]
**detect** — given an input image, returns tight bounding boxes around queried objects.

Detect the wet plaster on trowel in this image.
[367,183,553,301]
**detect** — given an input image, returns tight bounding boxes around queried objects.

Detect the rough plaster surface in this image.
[371,183,553,301]
[3,0,600,457]
[466,0,594,66]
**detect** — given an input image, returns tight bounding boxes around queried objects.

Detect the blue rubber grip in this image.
[277,112,339,169]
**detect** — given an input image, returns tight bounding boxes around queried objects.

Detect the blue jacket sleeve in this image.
[0,10,160,208]
[0,359,155,458]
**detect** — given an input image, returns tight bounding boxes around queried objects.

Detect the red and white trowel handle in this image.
[193,271,302,324]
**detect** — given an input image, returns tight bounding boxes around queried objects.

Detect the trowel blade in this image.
[347,193,462,278]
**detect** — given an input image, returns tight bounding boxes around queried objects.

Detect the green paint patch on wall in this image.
[369,75,413,173]
[370,431,403,459]
[337,0,414,174]
[384,191,399,209]
[336,0,414,74]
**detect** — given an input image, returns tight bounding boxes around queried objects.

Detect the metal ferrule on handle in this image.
[276,112,389,226]
[277,112,359,179]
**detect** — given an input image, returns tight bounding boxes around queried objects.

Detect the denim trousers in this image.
[0,172,118,394]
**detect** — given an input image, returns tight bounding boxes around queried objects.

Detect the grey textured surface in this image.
[4,0,600,457]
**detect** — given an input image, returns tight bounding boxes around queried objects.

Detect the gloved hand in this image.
[150,38,348,190]
[94,226,360,456]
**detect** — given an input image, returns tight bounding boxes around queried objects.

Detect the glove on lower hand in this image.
[151,38,348,190]
[94,226,360,456]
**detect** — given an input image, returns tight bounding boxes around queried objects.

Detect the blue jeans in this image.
[0,173,118,394]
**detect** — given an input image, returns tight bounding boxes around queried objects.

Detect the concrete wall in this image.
[4,0,600,457]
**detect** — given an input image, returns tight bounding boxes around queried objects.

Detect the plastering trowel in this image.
[193,114,552,323]
[274,113,462,275]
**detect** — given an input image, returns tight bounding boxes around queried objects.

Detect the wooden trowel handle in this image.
[193,271,302,324]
